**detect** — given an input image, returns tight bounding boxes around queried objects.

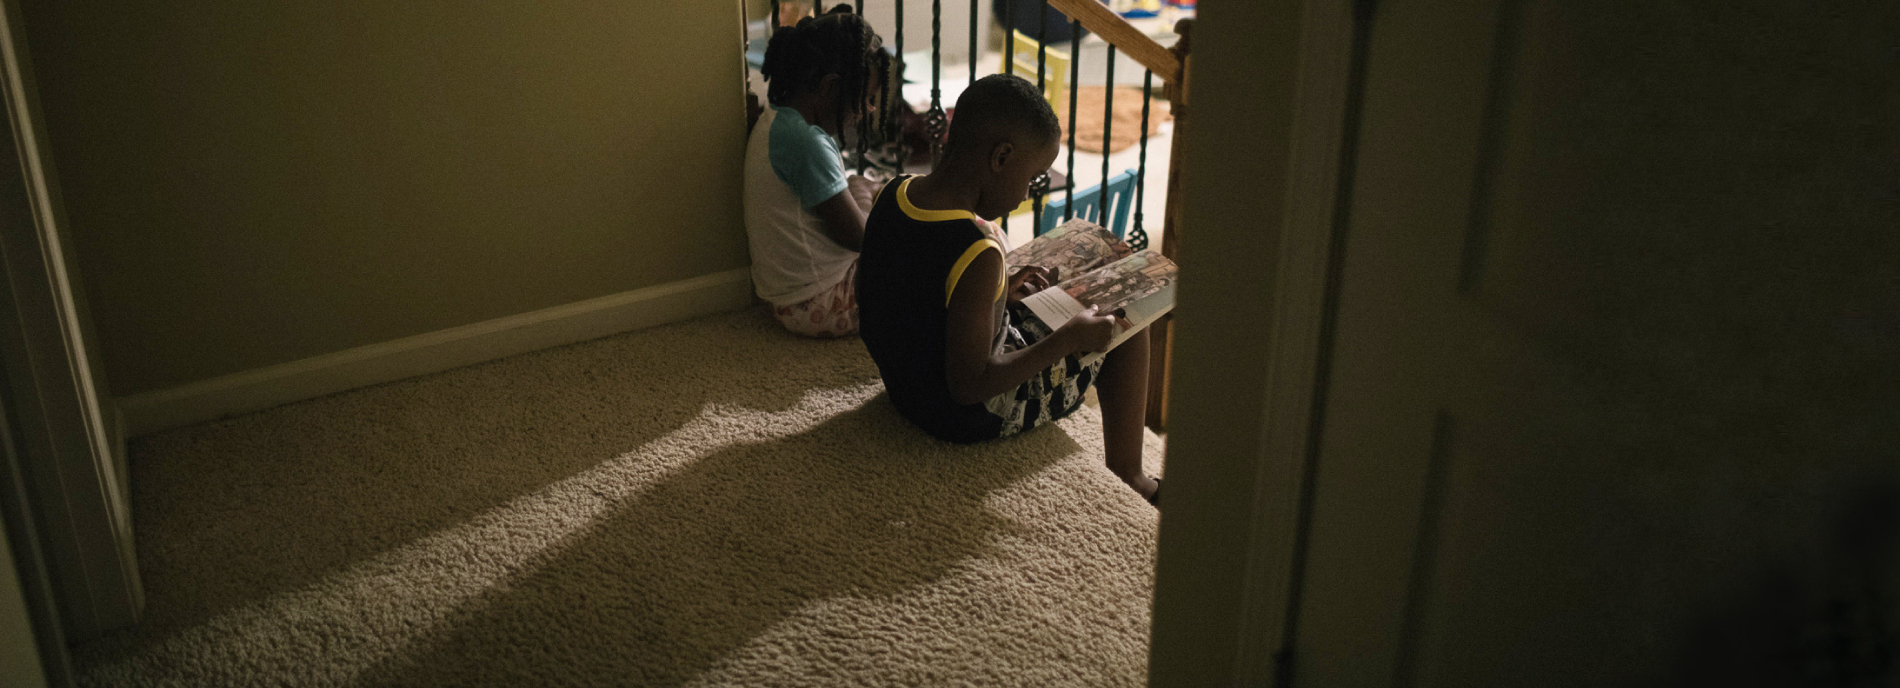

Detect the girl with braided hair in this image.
[744,5,896,338]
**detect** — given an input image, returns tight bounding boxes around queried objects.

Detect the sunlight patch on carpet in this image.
[81,385,881,686]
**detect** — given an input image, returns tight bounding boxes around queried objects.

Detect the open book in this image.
[1006,219,1178,365]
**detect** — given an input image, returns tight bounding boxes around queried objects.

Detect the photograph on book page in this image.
[1005,219,1135,277]
[1056,250,1177,315]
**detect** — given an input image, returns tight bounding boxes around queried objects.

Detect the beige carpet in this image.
[1063,86,1173,155]
[73,308,1165,687]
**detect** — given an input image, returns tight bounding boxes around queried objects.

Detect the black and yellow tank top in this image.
[856,175,1009,443]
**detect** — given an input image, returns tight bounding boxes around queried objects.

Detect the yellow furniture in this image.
[994,31,1071,218]
[997,29,1070,116]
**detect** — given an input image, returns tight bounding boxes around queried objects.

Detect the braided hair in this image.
[759,5,899,153]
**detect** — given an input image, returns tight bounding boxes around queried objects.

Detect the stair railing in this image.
[754,0,1190,430]
[1035,0,1189,431]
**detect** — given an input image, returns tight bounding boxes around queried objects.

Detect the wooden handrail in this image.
[1043,0,1182,85]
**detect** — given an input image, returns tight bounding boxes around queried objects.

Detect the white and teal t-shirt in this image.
[742,106,857,307]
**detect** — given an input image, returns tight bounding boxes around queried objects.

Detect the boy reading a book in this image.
[856,75,1161,505]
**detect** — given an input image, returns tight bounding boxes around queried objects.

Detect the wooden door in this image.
[1290,0,1900,685]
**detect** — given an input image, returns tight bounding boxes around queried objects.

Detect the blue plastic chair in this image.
[1039,169,1138,240]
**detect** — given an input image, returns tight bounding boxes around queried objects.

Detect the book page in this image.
[1021,283,1176,368]
[1021,286,1088,340]
[1018,250,1178,364]
[1004,219,1135,279]
[1085,283,1175,366]
[1053,249,1177,315]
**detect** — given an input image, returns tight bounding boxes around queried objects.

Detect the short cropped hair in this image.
[944,74,1061,157]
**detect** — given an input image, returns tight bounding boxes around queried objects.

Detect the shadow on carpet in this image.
[74,308,1164,687]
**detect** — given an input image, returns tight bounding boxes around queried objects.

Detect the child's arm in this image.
[943,248,1120,406]
[810,175,878,251]
[846,174,880,209]
[810,192,865,251]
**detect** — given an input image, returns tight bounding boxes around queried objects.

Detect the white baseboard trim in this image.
[118,268,754,437]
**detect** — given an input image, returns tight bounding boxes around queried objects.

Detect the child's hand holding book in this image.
[1007,265,1057,303]
[1007,219,1177,363]
[1060,305,1132,353]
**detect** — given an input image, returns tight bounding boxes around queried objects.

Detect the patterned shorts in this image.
[773,262,858,338]
[983,305,1105,438]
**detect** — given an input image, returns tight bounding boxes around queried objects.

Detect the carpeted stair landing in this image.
[73,308,1166,687]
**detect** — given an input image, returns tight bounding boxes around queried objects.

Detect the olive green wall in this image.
[20,0,750,395]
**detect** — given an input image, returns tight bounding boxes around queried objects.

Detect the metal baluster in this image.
[1130,69,1152,250]
[856,31,870,174]
[856,0,863,14]
[1064,19,1079,220]
[998,0,1010,233]
[893,0,904,174]
[968,0,978,87]
[928,0,946,166]
[1030,174,1049,236]
[1035,1,1047,85]
[1030,1,1048,234]
[1100,44,1114,226]
[1002,0,1012,76]
[770,0,780,29]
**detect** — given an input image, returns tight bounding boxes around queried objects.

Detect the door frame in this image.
[1145,0,1364,685]
[0,0,141,649]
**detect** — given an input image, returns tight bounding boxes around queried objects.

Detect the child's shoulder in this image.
[764,107,840,168]
[865,181,994,255]
[875,177,983,224]
[867,202,990,252]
